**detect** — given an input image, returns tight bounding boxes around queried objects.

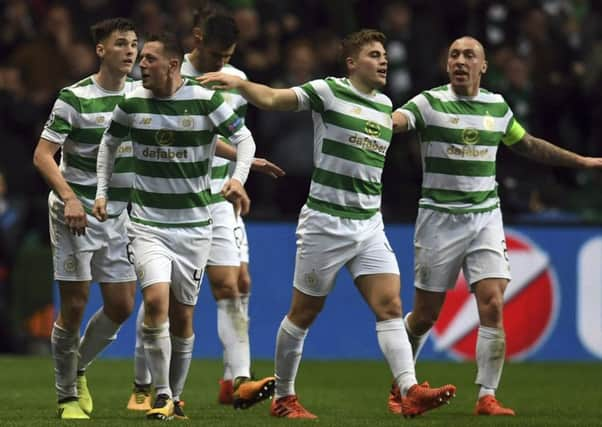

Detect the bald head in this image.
[449,36,486,60]
[446,36,488,96]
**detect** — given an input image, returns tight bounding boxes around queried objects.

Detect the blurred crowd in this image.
[1,0,602,243]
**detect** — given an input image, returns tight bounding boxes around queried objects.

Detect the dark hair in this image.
[340,29,386,61]
[90,17,136,44]
[199,14,239,49]
[192,1,215,28]
[145,32,183,61]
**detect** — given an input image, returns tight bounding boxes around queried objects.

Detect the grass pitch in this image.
[1,357,600,426]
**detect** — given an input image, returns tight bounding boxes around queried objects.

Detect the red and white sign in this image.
[431,230,560,360]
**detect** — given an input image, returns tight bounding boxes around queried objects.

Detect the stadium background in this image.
[0,0,601,364]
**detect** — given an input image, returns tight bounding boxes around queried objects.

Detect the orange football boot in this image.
[388,381,433,414]
[218,379,233,405]
[387,381,402,414]
[475,395,515,416]
[232,376,275,409]
[270,395,318,419]
[401,382,456,417]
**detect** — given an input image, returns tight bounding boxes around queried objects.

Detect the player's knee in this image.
[289,305,321,329]
[412,308,439,330]
[169,309,194,337]
[211,280,238,300]
[144,296,167,320]
[61,295,88,325]
[374,296,402,320]
[479,293,504,323]
[104,299,134,324]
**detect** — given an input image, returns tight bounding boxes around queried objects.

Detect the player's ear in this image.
[481,59,488,75]
[168,58,180,74]
[192,27,203,45]
[345,56,355,73]
[96,43,105,59]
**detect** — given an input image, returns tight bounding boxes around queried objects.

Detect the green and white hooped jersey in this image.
[104,78,248,228]
[41,75,140,217]
[293,77,393,220]
[181,56,248,202]
[398,84,526,214]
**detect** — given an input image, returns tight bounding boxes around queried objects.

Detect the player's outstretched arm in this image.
[215,139,285,178]
[509,133,602,169]
[33,138,87,235]
[197,72,298,111]
[251,158,285,178]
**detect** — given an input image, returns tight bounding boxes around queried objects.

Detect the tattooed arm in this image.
[509,133,602,169]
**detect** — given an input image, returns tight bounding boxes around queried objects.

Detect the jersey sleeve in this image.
[395,93,428,131]
[104,103,131,142]
[501,103,526,146]
[502,117,526,145]
[40,88,78,144]
[205,91,249,144]
[292,79,328,113]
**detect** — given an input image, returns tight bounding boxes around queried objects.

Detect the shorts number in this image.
[193,268,204,286]
[126,243,135,265]
[233,226,243,249]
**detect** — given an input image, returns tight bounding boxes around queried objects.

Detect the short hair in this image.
[145,32,183,62]
[90,17,136,44]
[340,29,386,61]
[192,1,216,28]
[202,14,239,48]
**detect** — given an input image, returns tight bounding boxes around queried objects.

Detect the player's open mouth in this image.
[123,59,133,65]
[453,70,468,77]
[377,69,387,77]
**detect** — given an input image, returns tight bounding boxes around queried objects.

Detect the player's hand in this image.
[64,197,87,235]
[251,157,286,178]
[196,72,242,90]
[221,178,251,216]
[581,156,602,169]
[92,197,108,222]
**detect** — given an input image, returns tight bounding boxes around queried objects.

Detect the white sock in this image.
[170,334,195,402]
[51,322,80,401]
[222,355,232,381]
[274,316,308,399]
[77,308,120,372]
[475,325,506,396]
[239,293,250,318]
[134,304,152,385]
[217,298,251,379]
[142,321,172,398]
[404,312,430,363]
[219,298,233,381]
[479,386,496,398]
[376,318,417,397]
[235,292,251,380]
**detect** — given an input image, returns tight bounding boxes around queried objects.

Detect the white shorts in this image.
[128,221,212,306]
[413,207,511,292]
[49,208,136,283]
[236,215,249,264]
[293,206,399,297]
[207,201,242,267]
